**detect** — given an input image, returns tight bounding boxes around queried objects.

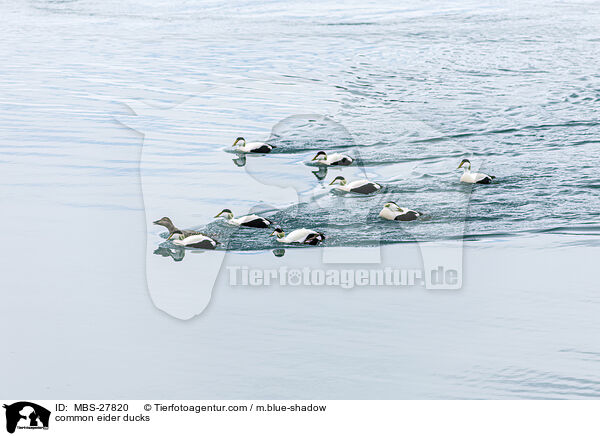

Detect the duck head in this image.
[215,209,234,219]
[458,159,472,171]
[153,217,176,230]
[329,175,347,186]
[269,227,285,238]
[312,151,327,161]
[153,217,180,240]
[383,202,403,212]
[232,137,246,147]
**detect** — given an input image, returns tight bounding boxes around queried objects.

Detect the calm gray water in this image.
[1,0,599,399]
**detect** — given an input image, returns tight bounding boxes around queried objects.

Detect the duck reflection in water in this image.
[232,154,246,167]
[272,248,286,257]
[311,166,328,181]
[154,246,186,262]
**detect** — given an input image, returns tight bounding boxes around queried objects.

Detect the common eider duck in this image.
[329,176,381,194]
[172,234,219,249]
[215,209,271,228]
[458,159,495,184]
[153,217,219,249]
[270,227,325,245]
[232,137,274,153]
[311,151,353,166]
[379,202,423,221]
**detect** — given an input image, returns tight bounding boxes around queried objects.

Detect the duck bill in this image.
[153,219,160,225]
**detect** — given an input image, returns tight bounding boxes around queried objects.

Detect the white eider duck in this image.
[172,234,219,249]
[270,227,325,245]
[329,176,381,194]
[379,202,423,221]
[153,217,219,249]
[215,209,272,228]
[232,136,274,153]
[311,151,353,166]
[457,159,495,184]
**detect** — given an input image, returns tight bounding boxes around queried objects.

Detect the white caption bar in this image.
[1,400,599,436]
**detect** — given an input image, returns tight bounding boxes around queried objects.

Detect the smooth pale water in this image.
[1,0,599,399]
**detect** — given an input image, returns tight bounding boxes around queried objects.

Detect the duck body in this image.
[272,228,325,245]
[312,151,353,166]
[330,176,381,194]
[460,170,495,184]
[215,209,272,228]
[170,229,201,238]
[238,142,273,153]
[458,159,495,184]
[172,234,219,249]
[231,214,271,228]
[345,179,381,194]
[379,203,423,221]
[233,137,274,153]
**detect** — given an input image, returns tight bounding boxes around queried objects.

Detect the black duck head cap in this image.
[215,208,233,217]
[270,227,284,236]
[312,151,327,160]
[458,158,471,169]
[329,175,346,185]
[233,137,246,146]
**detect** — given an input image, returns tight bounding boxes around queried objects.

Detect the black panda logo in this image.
[3,402,50,434]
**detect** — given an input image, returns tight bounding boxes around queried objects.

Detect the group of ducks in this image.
[153,137,496,249]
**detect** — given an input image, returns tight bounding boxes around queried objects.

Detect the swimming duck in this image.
[215,209,272,228]
[172,234,219,249]
[311,151,353,166]
[153,217,219,249]
[458,159,495,184]
[232,137,274,153]
[329,176,381,194]
[153,217,195,239]
[270,227,325,245]
[379,202,423,221]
